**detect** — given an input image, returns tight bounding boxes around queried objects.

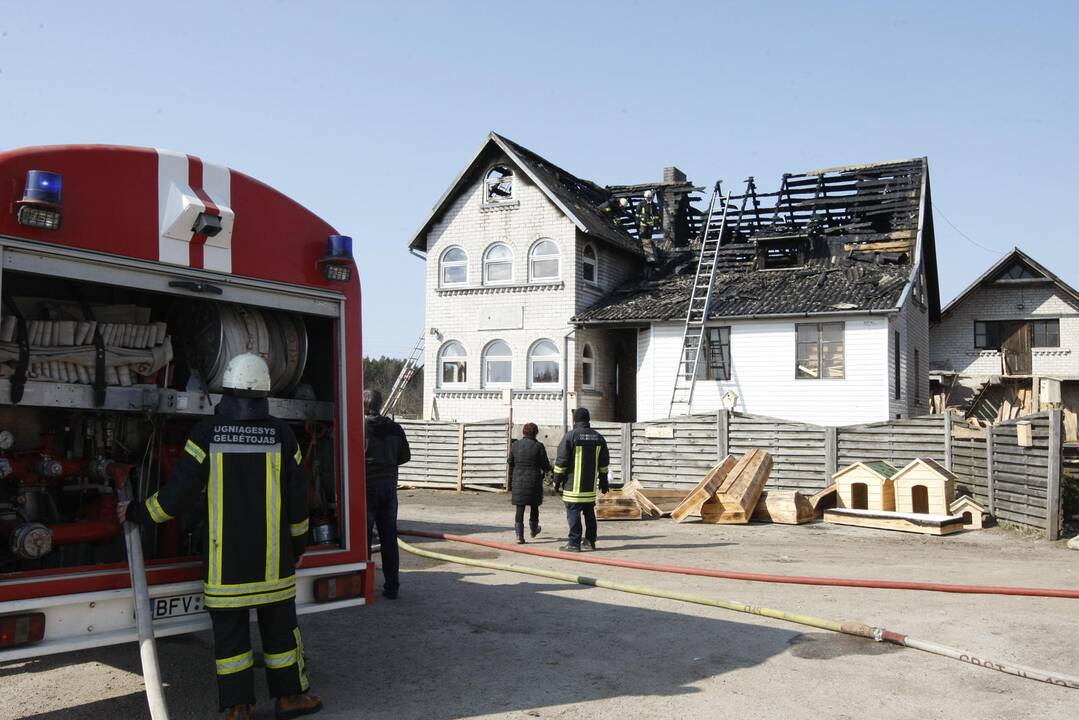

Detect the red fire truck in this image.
[0,144,373,660]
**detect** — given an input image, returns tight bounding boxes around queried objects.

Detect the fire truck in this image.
[0,144,373,660]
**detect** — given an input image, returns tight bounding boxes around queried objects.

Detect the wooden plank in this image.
[809,484,837,516]
[1048,408,1062,541]
[670,455,739,523]
[824,426,837,482]
[751,490,814,524]
[700,449,773,524]
[717,410,729,460]
[455,423,465,493]
[824,509,966,535]
[985,423,995,515]
[635,488,690,517]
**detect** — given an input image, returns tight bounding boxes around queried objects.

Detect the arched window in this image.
[582,244,598,284]
[438,341,467,387]
[581,343,596,389]
[483,243,513,284]
[483,340,512,387]
[484,165,514,203]
[529,239,560,282]
[439,246,467,287]
[529,339,560,387]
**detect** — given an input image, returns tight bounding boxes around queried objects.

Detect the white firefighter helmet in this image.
[222,353,271,394]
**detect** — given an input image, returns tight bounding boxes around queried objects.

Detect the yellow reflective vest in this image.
[552,422,610,504]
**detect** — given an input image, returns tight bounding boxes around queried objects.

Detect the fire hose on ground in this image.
[396,531,1079,691]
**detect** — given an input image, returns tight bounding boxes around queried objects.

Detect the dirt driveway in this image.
[3,490,1077,719]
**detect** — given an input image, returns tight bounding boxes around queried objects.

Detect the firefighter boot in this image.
[515,523,526,544]
[275,693,322,719]
[224,705,252,720]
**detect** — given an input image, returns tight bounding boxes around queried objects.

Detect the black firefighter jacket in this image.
[128,394,308,610]
[552,421,610,504]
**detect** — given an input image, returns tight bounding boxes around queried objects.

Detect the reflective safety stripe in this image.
[294,447,303,465]
[290,518,309,537]
[215,650,253,676]
[572,446,583,495]
[203,575,296,596]
[265,452,281,582]
[295,627,310,692]
[264,647,298,670]
[145,494,173,523]
[203,585,297,609]
[595,447,601,481]
[599,466,610,473]
[185,440,207,464]
[552,465,566,474]
[208,452,224,586]
[563,490,598,502]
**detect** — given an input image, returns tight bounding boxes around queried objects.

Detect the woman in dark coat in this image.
[508,422,551,544]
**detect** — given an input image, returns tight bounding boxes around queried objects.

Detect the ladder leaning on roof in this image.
[384,333,425,416]
[667,184,731,417]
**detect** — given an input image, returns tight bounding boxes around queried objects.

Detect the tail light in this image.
[313,572,364,602]
[0,613,46,648]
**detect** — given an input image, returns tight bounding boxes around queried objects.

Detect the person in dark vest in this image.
[364,388,411,599]
[552,408,610,552]
[507,422,551,543]
[118,353,321,720]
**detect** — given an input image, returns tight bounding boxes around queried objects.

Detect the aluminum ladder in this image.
[667,185,731,417]
[384,333,424,415]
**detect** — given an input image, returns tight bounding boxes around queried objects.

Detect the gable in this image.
[941,248,1079,318]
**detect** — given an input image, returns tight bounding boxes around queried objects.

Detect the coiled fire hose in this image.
[397,534,1079,690]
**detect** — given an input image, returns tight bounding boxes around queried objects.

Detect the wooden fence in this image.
[396,410,1065,539]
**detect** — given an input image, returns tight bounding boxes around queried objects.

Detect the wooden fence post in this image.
[1047,408,1062,541]
[943,412,953,472]
[824,426,838,483]
[717,410,729,460]
[455,423,465,493]
[985,423,995,515]
[504,404,513,492]
[622,422,633,484]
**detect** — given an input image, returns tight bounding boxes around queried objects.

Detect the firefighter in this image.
[117,353,322,720]
[363,388,411,599]
[552,408,610,552]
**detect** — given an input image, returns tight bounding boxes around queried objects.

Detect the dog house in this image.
[893,458,956,515]
[949,495,988,529]
[833,461,898,511]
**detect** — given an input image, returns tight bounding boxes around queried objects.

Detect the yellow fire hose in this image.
[398,537,1079,690]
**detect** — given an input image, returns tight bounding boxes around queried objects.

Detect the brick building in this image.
[408,133,938,427]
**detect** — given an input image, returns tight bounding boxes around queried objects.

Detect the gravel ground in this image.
[2,489,1078,719]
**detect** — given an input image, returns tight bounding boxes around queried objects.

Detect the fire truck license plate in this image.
[150,593,206,620]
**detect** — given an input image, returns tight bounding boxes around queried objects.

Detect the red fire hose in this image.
[399,529,1079,599]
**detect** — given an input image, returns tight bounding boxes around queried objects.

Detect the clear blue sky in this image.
[2,1,1076,358]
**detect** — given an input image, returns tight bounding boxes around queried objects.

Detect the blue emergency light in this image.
[23,170,63,206]
[327,235,353,258]
[319,235,354,282]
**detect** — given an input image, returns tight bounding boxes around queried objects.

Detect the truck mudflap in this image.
[0,563,370,662]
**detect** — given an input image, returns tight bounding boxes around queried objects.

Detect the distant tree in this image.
[363,356,424,418]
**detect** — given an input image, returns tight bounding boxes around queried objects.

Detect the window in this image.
[974,321,1001,350]
[438,341,467,386]
[1032,319,1060,347]
[795,322,845,379]
[702,327,731,381]
[529,239,560,281]
[529,339,560,387]
[758,238,806,270]
[582,244,597,284]
[1001,262,1037,280]
[484,165,514,204]
[483,243,513,284]
[439,246,467,287]
[894,331,901,400]
[482,340,512,386]
[581,344,595,389]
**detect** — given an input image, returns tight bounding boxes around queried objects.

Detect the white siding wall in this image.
[637,317,891,425]
[930,284,1079,379]
[887,290,931,419]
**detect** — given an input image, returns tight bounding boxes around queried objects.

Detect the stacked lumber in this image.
[700,448,773,524]
[671,455,738,523]
[823,508,965,535]
[596,480,659,521]
[751,490,814,525]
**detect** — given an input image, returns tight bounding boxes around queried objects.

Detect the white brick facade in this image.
[931,282,1079,380]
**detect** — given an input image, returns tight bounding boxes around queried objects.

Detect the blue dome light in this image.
[326,235,353,258]
[23,170,63,205]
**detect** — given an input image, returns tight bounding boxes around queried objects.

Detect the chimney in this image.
[663,166,687,184]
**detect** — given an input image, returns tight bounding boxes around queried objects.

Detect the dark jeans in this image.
[514,504,540,526]
[367,485,399,592]
[564,502,597,547]
[209,600,308,710]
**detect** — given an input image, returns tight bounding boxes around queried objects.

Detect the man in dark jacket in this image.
[552,408,610,552]
[118,353,321,720]
[508,422,551,544]
[364,388,411,599]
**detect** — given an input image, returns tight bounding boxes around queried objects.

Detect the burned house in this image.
[929,248,1079,429]
[409,132,939,427]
